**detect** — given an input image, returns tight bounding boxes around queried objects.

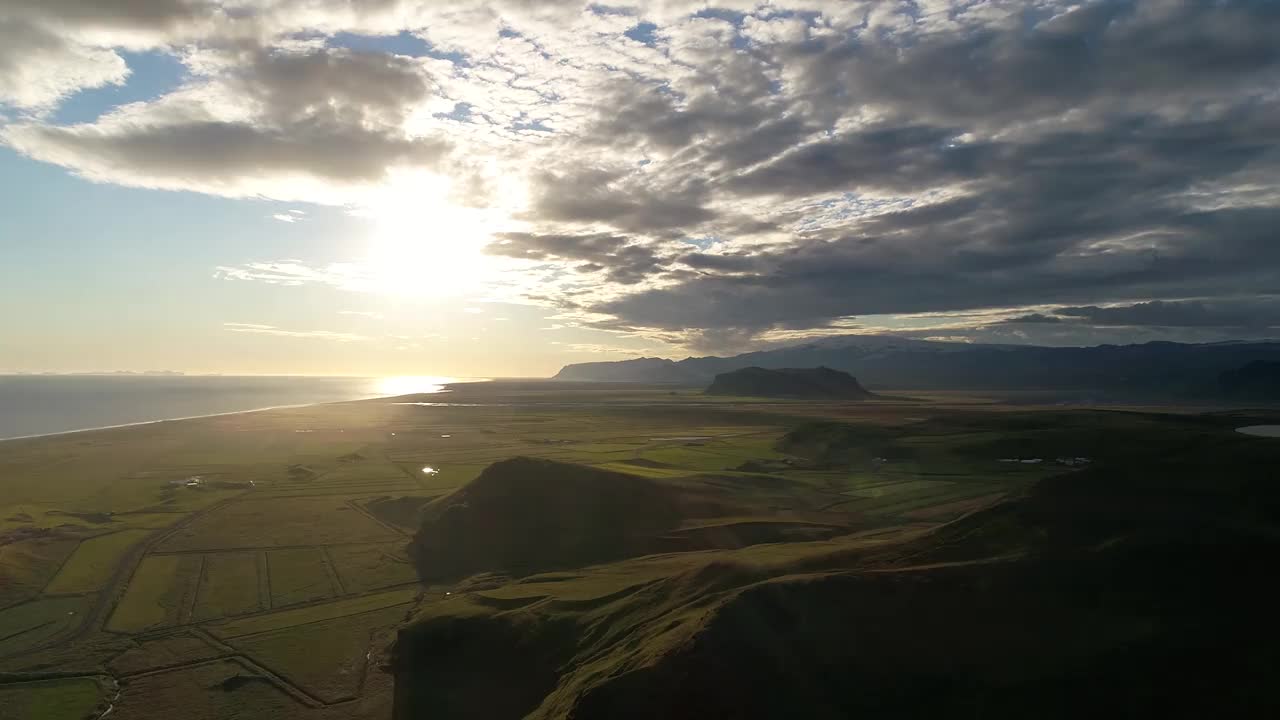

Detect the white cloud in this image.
[0,20,129,110]
[4,0,1278,354]
[222,322,367,342]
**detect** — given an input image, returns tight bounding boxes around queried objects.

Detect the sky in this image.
[1,0,1278,376]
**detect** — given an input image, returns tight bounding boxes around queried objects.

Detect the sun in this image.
[360,171,503,298]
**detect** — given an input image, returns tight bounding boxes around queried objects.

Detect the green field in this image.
[5,380,1264,717]
[107,554,201,633]
[108,632,227,676]
[210,587,420,639]
[267,548,339,608]
[231,606,406,703]
[327,543,417,594]
[193,552,264,621]
[158,498,400,552]
[0,595,94,655]
[0,677,104,720]
[0,532,81,607]
[44,529,153,594]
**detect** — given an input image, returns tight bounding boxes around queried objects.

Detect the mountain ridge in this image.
[554,336,1280,396]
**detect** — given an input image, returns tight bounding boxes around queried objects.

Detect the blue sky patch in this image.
[624,22,659,45]
[329,31,470,66]
[52,51,186,125]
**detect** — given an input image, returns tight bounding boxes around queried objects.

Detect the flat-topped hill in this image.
[705,366,872,399]
[408,458,708,581]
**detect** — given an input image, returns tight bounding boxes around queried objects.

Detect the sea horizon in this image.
[0,374,466,441]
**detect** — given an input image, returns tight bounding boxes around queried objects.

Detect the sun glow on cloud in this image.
[355,170,517,299]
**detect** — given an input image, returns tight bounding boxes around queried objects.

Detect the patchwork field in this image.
[3,380,1248,718]
[157,497,400,551]
[107,554,201,633]
[0,677,104,720]
[46,529,154,594]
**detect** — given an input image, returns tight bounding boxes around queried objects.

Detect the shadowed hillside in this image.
[407,458,739,581]
[1221,360,1280,401]
[705,366,872,399]
[392,412,1280,719]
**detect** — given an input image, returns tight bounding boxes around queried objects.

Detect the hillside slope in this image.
[406,457,845,582]
[392,415,1280,719]
[1221,360,1280,400]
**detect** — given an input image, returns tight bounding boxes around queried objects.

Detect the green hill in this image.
[392,413,1280,719]
[407,457,729,581]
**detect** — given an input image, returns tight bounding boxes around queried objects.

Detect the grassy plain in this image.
[3,380,1269,718]
[267,548,338,608]
[45,529,153,594]
[192,552,263,621]
[0,677,103,720]
[107,554,200,633]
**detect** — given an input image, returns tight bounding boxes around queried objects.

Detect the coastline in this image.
[0,376,487,443]
[0,401,332,444]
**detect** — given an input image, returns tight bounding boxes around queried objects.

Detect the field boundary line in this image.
[211,595,419,641]
[149,540,394,555]
[180,554,206,625]
[322,546,347,596]
[343,498,411,538]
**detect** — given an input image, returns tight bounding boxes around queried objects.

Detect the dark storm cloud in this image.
[601,199,1280,334]
[486,232,670,284]
[576,1,1280,343]
[779,0,1280,128]
[998,314,1066,325]
[13,119,447,182]
[528,167,717,234]
[1054,299,1280,329]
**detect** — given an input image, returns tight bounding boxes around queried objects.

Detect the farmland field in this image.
[267,548,339,608]
[0,677,103,720]
[2,379,1260,718]
[107,554,200,633]
[45,529,153,594]
[192,552,263,621]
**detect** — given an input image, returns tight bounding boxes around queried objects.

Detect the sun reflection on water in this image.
[375,376,458,396]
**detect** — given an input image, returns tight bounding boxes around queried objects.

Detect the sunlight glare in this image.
[377,375,458,396]
[362,171,503,298]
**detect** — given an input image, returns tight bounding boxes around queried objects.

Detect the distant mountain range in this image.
[554,336,1280,398]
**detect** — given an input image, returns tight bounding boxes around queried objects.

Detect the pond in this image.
[1236,425,1280,438]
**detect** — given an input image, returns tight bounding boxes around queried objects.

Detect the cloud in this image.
[214,261,368,289]
[222,322,367,342]
[3,45,450,201]
[0,19,129,110]
[1053,298,1280,329]
[4,1,1280,353]
[485,232,671,285]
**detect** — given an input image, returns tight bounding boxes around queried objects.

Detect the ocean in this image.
[0,375,444,441]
